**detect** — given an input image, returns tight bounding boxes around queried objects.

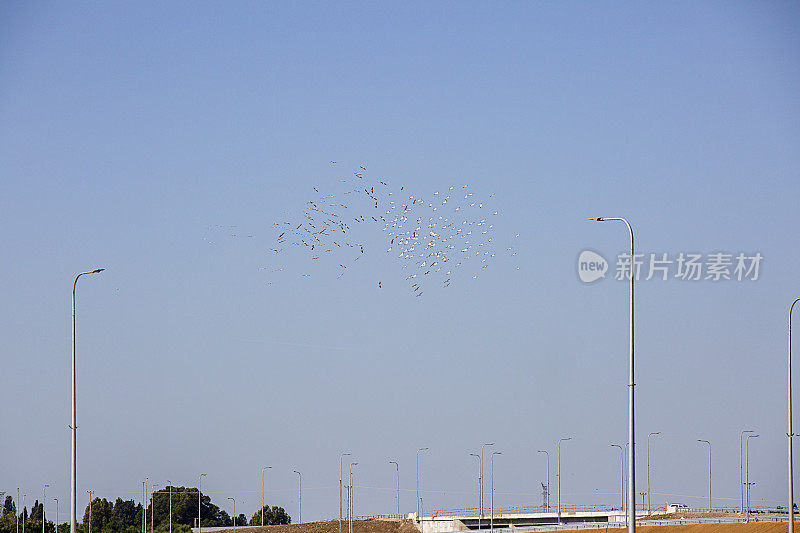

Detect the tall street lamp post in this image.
[166,480,172,533]
[469,453,481,526]
[557,438,571,525]
[589,217,635,533]
[292,471,301,525]
[339,453,350,533]
[86,491,93,533]
[150,485,159,533]
[611,444,624,513]
[348,463,357,533]
[746,434,759,517]
[54,498,58,533]
[198,473,206,533]
[261,466,271,526]
[697,440,711,510]
[416,448,429,523]
[490,452,501,533]
[389,461,399,517]
[537,450,549,511]
[739,430,755,515]
[43,485,49,533]
[227,498,236,533]
[70,268,104,533]
[480,443,494,522]
[789,298,799,533]
[647,432,660,513]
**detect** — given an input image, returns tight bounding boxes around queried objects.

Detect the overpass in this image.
[416,505,637,533]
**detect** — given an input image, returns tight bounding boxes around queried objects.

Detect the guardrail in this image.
[351,514,406,520]
[491,516,789,533]
[429,504,789,519]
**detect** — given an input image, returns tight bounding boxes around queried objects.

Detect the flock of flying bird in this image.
[205,163,519,296]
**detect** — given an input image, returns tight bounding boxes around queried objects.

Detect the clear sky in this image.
[1,0,799,524]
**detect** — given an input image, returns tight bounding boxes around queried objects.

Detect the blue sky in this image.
[1,0,799,523]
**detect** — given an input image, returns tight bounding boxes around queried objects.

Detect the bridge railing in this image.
[430,504,622,518]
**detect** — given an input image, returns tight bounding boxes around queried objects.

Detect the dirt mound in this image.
[219,519,419,533]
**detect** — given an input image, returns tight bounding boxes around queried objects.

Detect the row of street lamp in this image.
[66,225,800,533]
[18,431,763,533]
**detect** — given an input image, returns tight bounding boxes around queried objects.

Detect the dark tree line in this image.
[0,488,289,533]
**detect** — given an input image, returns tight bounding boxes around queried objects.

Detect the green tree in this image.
[83,498,112,533]
[3,497,16,518]
[146,486,229,528]
[30,501,43,523]
[0,496,19,533]
[148,487,198,528]
[249,506,290,526]
[110,498,139,532]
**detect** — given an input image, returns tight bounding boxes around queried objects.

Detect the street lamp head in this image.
[588,217,605,221]
[419,447,429,451]
[90,269,105,274]
[492,451,502,456]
